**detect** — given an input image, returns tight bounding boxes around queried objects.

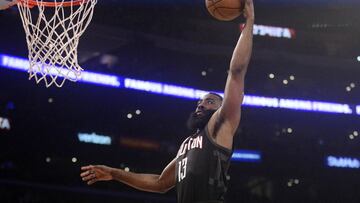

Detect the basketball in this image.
[205,0,245,21]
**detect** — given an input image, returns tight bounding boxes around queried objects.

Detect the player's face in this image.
[186,94,222,133]
[195,94,222,116]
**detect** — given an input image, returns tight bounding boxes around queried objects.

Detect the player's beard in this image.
[186,109,216,133]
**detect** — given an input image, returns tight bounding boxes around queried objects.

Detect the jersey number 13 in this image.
[178,157,188,182]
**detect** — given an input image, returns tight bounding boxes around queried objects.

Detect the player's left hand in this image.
[0,0,18,11]
[80,165,113,185]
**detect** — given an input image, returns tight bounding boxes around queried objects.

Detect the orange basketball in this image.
[205,0,245,21]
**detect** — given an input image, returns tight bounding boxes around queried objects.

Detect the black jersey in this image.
[175,126,233,203]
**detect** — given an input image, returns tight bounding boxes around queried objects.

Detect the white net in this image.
[17,0,97,87]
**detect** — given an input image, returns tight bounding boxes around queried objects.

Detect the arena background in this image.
[1,0,360,202]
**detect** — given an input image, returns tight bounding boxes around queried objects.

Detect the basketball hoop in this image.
[16,0,97,87]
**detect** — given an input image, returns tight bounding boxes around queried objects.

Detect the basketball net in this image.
[17,0,97,87]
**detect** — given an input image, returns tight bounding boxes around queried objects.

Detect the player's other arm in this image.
[0,0,17,10]
[80,158,176,194]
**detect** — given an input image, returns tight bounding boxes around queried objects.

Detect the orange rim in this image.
[18,0,87,7]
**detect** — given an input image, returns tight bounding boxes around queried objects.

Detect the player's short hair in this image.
[208,92,223,102]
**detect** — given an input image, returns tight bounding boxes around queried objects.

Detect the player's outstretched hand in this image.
[80,165,113,185]
[0,0,17,11]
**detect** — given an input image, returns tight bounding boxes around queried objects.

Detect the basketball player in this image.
[80,0,254,202]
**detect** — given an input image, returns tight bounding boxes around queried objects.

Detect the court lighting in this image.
[231,150,261,163]
[0,53,358,116]
[0,116,11,130]
[326,156,360,169]
[287,128,293,133]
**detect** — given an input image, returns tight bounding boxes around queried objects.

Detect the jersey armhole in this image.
[205,125,233,155]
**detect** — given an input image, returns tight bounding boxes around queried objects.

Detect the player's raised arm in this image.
[208,0,254,149]
[80,158,176,194]
[220,0,254,122]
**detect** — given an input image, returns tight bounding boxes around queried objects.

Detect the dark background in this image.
[1,0,360,202]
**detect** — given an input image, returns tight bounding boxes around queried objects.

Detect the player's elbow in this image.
[143,185,170,194]
[156,185,172,194]
[228,67,246,82]
[158,187,171,194]
[229,64,247,76]
[155,179,173,194]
